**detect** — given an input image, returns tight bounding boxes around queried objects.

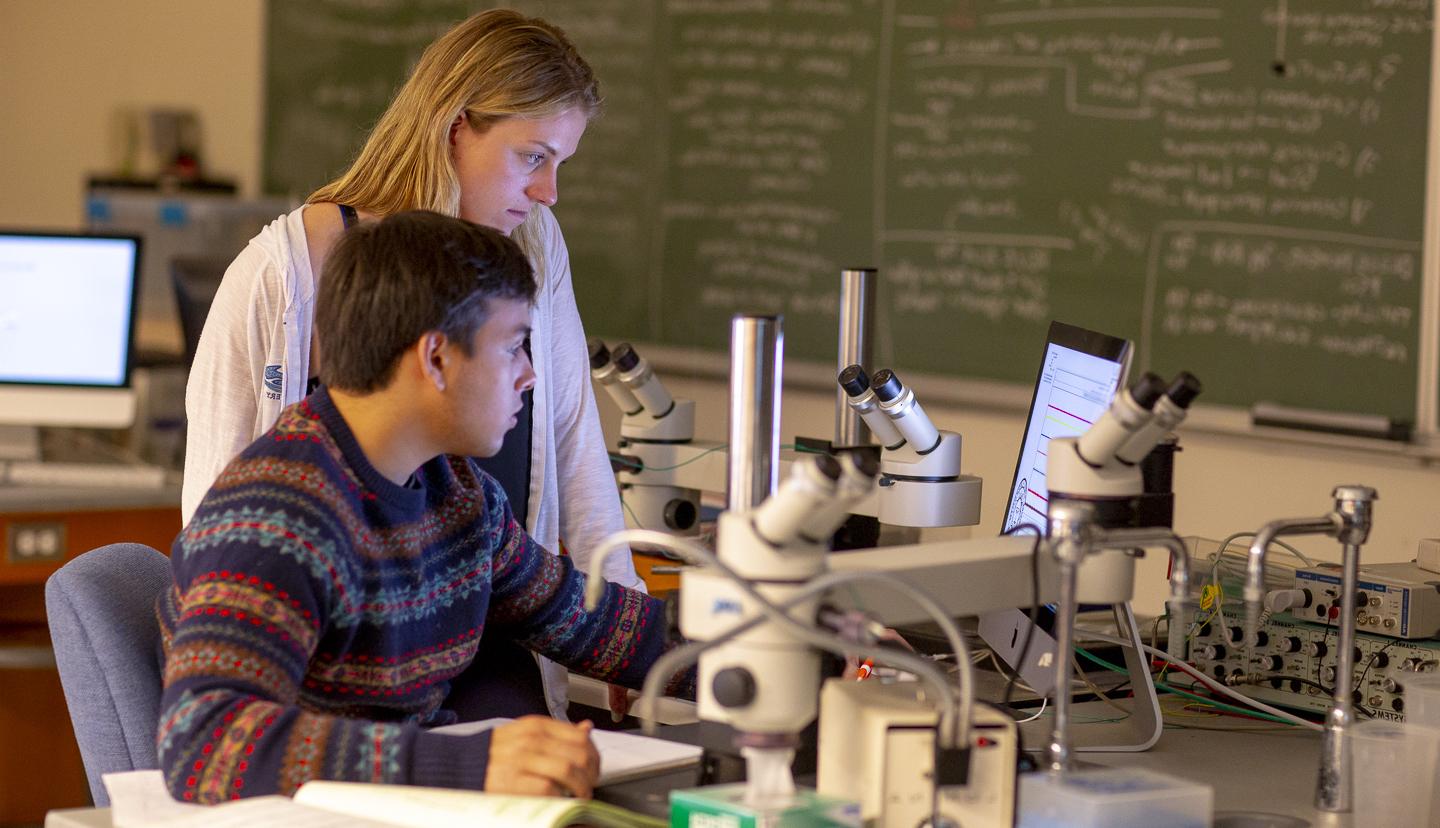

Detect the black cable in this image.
[1001,522,1045,714]
[1262,674,1332,697]
[1315,611,1335,691]
[608,452,644,471]
[1355,638,1400,693]
[1355,639,1402,718]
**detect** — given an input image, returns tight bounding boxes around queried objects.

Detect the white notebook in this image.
[433,717,702,785]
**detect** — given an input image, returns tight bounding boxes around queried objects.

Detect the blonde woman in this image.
[183,9,641,721]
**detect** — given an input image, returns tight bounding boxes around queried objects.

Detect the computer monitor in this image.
[0,230,142,456]
[980,321,1130,693]
[1001,321,1132,534]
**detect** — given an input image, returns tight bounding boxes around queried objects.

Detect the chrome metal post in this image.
[1315,485,1376,813]
[834,268,875,448]
[727,315,783,514]
[1243,485,1376,813]
[1044,500,1094,772]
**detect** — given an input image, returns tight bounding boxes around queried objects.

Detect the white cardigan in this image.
[181,204,639,717]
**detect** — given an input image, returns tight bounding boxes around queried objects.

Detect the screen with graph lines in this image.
[1003,322,1130,533]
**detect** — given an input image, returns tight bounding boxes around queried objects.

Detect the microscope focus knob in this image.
[712,667,757,708]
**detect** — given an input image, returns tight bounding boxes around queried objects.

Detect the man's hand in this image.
[607,683,633,722]
[484,716,601,798]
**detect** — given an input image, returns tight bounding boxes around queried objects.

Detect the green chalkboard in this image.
[264,0,1434,424]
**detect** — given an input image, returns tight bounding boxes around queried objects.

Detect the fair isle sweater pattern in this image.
[157,389,690,804]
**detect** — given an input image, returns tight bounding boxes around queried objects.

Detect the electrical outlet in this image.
[6,522,67,564]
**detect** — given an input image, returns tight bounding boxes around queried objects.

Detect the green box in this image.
[669,785,860,828]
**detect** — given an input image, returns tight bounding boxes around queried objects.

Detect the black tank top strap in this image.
[309,205,360,395]
[470,337,534,527]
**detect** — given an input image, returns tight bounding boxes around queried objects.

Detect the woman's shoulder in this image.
[215,205,312,308]
[301,202,346,250]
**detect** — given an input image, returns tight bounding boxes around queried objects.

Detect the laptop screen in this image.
[1001,321,1131,533]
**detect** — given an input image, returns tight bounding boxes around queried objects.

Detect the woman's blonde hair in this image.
[308,9,601,268]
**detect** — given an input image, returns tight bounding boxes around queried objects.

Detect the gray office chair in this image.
[45,543,171,806]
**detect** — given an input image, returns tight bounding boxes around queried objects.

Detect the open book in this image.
[294,781,664,828]
[98,771,665,828]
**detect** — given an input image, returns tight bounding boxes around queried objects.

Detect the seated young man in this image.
[157,211,692,804]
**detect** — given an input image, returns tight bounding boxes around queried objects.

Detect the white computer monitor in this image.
[0,230,142,455]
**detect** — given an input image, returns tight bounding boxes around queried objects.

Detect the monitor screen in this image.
[977,321,1131,693]
[1001,321,1131,533]
[0,230,142,433]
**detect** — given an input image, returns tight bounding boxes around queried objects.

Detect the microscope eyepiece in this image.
[595,341,670,418]
[815,453,843,481]
[870,369,903,403]
[1165,371,1203,408]
[869,369,941,454]
[612,342,641,373]
[1130,372,1168,409]
[838,364,870,397]
[838,365,905,450]
[849,449,879,478]
[1110,370,1203,467]
[588,338,611,370]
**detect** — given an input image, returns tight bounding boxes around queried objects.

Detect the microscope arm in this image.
[1244,515,1341,646]
[827,535,1061,623]
[1089,528,1193,658]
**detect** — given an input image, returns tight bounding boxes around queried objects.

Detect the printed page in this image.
[103,770,396,828]
[103,771,203,828]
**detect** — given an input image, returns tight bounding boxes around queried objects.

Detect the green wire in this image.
[1074,645,1299,726]
[786,442,830,455]
[609,443,727,472]
[619,496,644,529]
[610,442,828,473]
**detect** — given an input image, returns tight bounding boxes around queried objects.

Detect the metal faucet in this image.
[1244,485,1377,813]
[1043,499,1194,772]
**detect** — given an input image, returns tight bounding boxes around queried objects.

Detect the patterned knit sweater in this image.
[157,388,691,804]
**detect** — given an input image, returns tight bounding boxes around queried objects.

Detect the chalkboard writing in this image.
[264,0,1433,422]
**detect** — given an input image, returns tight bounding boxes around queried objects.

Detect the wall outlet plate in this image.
[6,521,67,564]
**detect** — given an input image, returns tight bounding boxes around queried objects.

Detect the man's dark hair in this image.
[316,210,536,392]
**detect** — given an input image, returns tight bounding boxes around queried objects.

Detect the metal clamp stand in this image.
[1244,485,1377,813]
[1044,500,1193,770]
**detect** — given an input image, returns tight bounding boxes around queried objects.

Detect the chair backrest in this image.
[170,256,228,367]
[45,543,172,806]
